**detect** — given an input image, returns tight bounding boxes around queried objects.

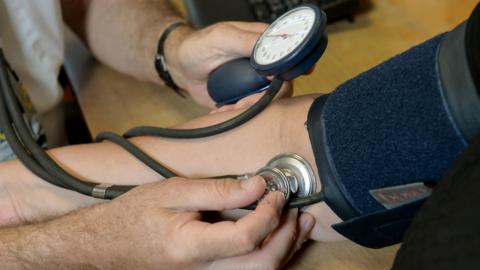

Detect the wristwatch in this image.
[155,21,187,96]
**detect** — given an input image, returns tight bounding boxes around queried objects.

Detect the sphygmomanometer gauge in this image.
[251,4,328,80]
[207,4,327,105]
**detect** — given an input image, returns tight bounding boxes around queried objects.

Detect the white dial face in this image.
[254,7,316,66]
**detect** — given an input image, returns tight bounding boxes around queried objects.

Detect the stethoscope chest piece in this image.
[257,153,316,201]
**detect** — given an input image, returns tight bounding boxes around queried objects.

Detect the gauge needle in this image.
[265,33,297,39]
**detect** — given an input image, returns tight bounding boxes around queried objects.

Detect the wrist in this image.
[161,23,193,90]
[0,225,29,268]
[0,219,80,269]
[143,17,186,84]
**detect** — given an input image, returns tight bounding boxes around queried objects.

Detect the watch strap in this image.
[155,21,187,96]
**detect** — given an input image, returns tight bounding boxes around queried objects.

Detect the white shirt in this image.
[0,0,64,113]
[0,0,66,152]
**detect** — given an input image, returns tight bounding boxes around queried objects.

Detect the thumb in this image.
[160,176,266,211]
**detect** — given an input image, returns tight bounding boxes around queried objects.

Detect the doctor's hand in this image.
[0,176,314,269]
[84,176,314,270]
[164,22,270,108]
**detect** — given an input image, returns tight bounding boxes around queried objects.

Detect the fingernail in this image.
[300,213,315,232]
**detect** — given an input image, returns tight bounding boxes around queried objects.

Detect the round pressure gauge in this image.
[208,5,328,105]
[251,5,327,80]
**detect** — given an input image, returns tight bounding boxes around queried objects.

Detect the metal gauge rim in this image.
[266,153,317,198]
[251,4,326,76]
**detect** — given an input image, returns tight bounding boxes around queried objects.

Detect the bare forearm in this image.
[62,0,186,83]
[0,204,107,270]
[0,95,343,240]
[54,96,315,181]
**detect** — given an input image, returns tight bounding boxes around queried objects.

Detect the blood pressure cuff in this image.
[392,6,480,267]
[306,4,480,248]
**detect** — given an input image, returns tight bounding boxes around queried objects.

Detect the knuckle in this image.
[237,233,257,254]
[161,177,182,189]
[209,22,235,39]
[152,178,192,206]
[159,177,184,195]
[210,180,233,201]
[263,207,281,229]
[269,214,281,230]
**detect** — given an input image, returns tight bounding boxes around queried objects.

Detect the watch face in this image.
[253,6,317,66]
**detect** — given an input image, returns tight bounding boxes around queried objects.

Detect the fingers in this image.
[256,209,300,268]
[297,213,316,249]
[245,210,314,270]
[215,22,267,57]
[229,21,269,33]
[209,93,264,114]
[304,202,347,242]
[209,209,315,270]
[209,80,293,115]
[159,177,266,211]
[224,29,262,57]
[283,212,315,265]
[209,209,298,270]
[278,81,294,98]
[184,192,286,260]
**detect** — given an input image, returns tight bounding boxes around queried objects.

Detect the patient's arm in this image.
[0,95,343,241]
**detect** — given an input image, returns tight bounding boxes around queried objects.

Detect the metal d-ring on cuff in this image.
[92,184,113,199]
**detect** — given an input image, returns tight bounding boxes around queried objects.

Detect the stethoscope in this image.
[0,5,328,208]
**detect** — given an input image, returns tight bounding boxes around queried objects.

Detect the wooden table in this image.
[64,1,477,269]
